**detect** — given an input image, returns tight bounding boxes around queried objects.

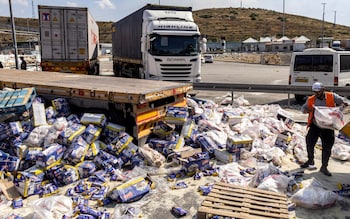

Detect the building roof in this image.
[243,37,258,44]
[276,36,291,42]
[293,35,310,43]
[259,37,272,43]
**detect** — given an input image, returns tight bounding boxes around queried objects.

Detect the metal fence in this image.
[193,82,350,106]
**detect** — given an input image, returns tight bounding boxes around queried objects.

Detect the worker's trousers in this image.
[305,122,335,168]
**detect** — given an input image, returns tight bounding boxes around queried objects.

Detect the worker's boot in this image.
[320,150,332,176]
[300,160,317,170]
[320,166,332,176]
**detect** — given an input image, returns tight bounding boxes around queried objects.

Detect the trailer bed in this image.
[0,70,192,104]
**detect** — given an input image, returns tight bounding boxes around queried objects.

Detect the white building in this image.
[242,37,258,52]
[258,37,272,52]
[292,35,311,51]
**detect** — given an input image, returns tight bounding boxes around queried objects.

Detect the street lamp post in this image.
[321,2,326,48]
[9,0,19,69]
[282,0,285,36]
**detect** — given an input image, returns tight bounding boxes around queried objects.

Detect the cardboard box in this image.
[196,135,217,155]
[80,113,107,127]
[275,131,292,151]
[165,106,189,125]
[64,136,90,164]
[52,97,70,117]
[226,134,253,153]
[214,148,240,163]
[110,176,150,203]
[0,150,20,172]
[36,143,64,167]
[340,121,350,139]
[14,171,43,197]
[58,123,86,145]
[106,131,133,155]
[277,111,295,129]
[221,111,243,125]
[178,151,211,173]
[82,124,102,144]
[152,121,174,137]
[32,102,47,126]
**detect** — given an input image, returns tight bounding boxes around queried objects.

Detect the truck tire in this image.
[138,67,145,79]
[94,63,100,75]
[294,94,306,103]
[113,63,121,77]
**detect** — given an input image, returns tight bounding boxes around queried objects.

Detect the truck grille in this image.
[159,64,192,75]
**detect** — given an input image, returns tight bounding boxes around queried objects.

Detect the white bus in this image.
[289,48,350,101]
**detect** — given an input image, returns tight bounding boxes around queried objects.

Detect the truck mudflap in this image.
[134,97,187,140]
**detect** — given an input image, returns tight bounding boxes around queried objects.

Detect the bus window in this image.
[294,55,333,72]
[340,55,350,72]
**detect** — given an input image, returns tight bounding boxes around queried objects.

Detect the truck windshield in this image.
[294,55,333,72]
[149,34,200,56]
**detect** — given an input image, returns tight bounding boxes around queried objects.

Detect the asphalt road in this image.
[201,61,289,84]
[196,61,300,107]
[100,60,301,107]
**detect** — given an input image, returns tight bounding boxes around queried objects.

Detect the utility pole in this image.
[282,0,285,36]
[333,10,336,26]
[32,0,35,18]
[321,3,326,47]
[9,0,19,69]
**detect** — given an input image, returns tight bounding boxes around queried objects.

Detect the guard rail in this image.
[193,83,350,96]
[193,82,350,106]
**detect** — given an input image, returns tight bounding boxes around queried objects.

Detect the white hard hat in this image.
[312,82,324,91]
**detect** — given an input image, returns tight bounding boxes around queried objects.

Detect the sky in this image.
[0,0,349,27]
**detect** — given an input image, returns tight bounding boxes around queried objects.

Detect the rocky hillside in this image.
[1,7,350,44]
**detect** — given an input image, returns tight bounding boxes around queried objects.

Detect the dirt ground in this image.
[214,52,292,66]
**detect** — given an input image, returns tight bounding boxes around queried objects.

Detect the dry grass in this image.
[1,7,350,44]
[193,8,350,42]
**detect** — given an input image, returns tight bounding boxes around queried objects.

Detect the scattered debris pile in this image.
[0,87,349,219]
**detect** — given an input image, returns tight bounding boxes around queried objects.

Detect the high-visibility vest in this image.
[307,92,335,127]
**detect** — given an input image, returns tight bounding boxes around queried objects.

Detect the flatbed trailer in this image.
[0,69,192,145]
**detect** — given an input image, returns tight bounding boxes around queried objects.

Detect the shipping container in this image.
[38,5,99,74]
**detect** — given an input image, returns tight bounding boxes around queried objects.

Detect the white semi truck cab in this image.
[142,10,201,82]
[112,4,201,82]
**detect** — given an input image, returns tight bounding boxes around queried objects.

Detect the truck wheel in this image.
[94,63,100,75]
[295,94,306,103]
[113,63,121,77]
[138,68,145,79]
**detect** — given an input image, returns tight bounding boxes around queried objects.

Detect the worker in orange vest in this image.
[300,82,348,176]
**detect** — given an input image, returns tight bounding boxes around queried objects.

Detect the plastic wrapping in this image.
[31,195,73,219]
[257,174,291,193]
[314,106,344,130]
[291,178,340,209]
[331,142,350,161]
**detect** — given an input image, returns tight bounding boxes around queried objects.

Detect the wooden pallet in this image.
[0,87,36,114]
[197,182,290,219]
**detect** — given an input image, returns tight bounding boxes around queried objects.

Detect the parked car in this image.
[203,54,214,63]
